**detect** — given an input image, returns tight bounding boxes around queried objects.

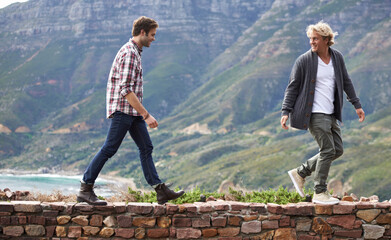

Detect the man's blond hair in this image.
[306,21,338,46]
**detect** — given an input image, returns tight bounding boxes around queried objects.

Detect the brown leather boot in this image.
[155,183,185,204]
[77,182,107,205]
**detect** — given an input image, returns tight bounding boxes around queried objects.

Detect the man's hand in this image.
[356,108,365,122]
[281,115,289,130]
[145,114,158,128]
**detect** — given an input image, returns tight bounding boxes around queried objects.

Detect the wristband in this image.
[143,113,150,120]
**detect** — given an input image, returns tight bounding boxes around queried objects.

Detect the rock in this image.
[177,228,202,239]
[135,227,145,239]
[99,227,114,238]
[369,195,379,202]
[147,228,169,238]
[13,201,41,212]
[350,193,359,201]
[217,227,240,237]
[157,216,171,228]
[90,215,103,227]
[55,226,66,237]
[117,215,132,228]
[15,126,31,133]
[72,215,89,226]
[103,216,117,227]
[206,196,216,201]
[0,124,12,133]
[115,228,134,238]
[360,197,370,202]
[68,226,82,238]
[327,215,356,229]
[274,228,297,240]
[376,213,391,225]
[57,216,71,225]
[199,194,206,202]
[5,190,13,199]
[312,217,332,235]
[296,218,312,232]
[82,226,100,236]
[25,225,45,237]
[356,209,381,222]
[132,217,156,227]
[342,196,354,202]
[241,221,262,234]
[3,226,24,237]
[180,123,212,135]
[363,224,385,239]
[202,228,217,238]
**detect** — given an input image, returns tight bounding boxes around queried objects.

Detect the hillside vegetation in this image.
[1,0,391,200]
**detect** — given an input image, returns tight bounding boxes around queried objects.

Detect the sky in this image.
[0,0,29,9]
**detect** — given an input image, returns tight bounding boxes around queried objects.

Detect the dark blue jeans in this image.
[82,111,162,187]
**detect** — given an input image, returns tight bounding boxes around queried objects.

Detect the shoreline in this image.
[0,168,138,193]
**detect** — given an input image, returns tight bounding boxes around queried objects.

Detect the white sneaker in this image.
[313,192,340,205]
[288,169,305,197]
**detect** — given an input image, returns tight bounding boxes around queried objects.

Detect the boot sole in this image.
[77,197,107,206]
[313,199,339,205]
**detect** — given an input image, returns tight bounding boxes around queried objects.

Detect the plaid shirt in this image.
[106,39,143,118]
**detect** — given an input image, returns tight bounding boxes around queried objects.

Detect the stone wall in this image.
[1,200,391,239]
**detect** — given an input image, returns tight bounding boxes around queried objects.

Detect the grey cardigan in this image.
[281,48,362,130]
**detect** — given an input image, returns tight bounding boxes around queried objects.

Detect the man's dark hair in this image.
[132,16,159,36]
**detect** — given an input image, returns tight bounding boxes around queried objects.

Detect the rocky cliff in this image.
[1,0,391,200]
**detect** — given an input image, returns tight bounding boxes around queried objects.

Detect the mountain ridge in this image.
[1,0,391,200]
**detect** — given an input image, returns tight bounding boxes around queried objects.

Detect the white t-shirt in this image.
[312,56,336,114]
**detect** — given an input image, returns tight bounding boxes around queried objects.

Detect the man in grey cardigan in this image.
[281,21,365,204]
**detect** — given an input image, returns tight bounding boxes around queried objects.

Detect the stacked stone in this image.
[0,188,30,201]
[0,200,391,239]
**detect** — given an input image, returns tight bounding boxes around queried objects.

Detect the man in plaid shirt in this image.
[77,16,185,205]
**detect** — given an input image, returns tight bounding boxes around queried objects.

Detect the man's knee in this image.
[334,148,343,159]
[320,148,336,159]
[139,143,153,155]
[100,146,117,158]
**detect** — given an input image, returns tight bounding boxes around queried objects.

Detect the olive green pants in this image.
[297,113,343,194]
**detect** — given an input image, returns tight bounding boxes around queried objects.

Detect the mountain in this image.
[164,0,391,130]
[0,0,275,130]
[1,0,391,200]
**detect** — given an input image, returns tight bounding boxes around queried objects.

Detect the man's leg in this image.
[83,112,130,184]
[331,116,343,159]
[128,117,162,186]
[298,114,343,189]
[78,112,130,205]
[303,114,342,204]
[307,114,338,193]
[129,117,184,204]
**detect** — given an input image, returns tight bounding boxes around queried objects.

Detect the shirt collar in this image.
[130,39,143,54]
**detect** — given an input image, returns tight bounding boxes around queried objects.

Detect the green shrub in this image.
[127,185,311,204]
[228,186,311,205]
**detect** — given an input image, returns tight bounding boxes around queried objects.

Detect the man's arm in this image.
[339,53,365,122]
[118,50,158,128]
[281,58,303,129]
[125,92,158,128]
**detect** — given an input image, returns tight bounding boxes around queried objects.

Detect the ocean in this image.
[0,174,120,197]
